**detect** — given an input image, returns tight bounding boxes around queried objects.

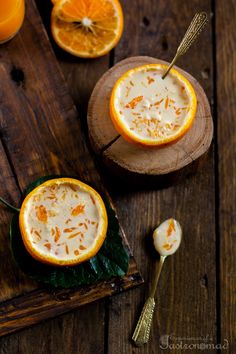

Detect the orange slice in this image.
[51,0,124,58]
[110,64,197,147]
[19,178,108,266]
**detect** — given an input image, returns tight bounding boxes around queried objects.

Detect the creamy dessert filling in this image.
[113,65,194,141]
[22,181,105,261]
[153,218,182,256]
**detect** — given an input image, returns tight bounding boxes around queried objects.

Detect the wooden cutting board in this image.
[0,0,143,336]
[88,57,213,183]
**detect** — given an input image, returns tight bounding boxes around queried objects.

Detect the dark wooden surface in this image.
[0,0,142,339]
[0,0,235,353]
[216,0,236,350]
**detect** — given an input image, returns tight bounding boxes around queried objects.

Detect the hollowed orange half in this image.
[19,178,108,266]
[110,64,197,147]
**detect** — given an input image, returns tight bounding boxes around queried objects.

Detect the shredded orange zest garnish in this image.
[36,205,48,223]
[165,97,169,109]
[44,243,51,251]
[34,230,41,238]
[71,204,85,216]
[175,108,181,115]
[167,219,176,236]
[54,227,61,242]
[66,183,77,192]
[50,185,56,191]
[33,231,41,242]
[147,76,155,84]
[90,196,96,205]
[125,96,143,109]
[154,98,164,106]
[67,231,83,239]
[46,195,57,200]
[163,243,173,250]
[125,86,131,98]
[64,227,77,233]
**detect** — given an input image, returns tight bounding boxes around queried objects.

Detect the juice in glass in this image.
[0,0,25,44]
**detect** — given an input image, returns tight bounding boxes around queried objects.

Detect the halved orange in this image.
[110,64,197,147]
[51,0,124,58]
[19,178,108,266]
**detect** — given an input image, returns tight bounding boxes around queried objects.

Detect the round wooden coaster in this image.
[87,56,213,178]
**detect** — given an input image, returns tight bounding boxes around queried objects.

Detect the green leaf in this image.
[9,176,129,288]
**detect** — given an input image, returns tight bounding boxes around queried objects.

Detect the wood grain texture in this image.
[12,2,114,354]
[0,303,106,354]
[0,0,142,342]
[88,56,213,177]
[0,141,36,302]
[216,0,236,351]
[106,0,216,352]
[0,258,142,337]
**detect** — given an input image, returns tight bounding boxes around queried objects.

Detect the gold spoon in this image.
[132,218,182,346]
[162,12,208,79]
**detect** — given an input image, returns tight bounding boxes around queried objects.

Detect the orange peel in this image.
[19,178,108,266]
[109,64,197,147]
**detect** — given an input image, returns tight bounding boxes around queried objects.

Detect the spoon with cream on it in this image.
[132,218,182,346]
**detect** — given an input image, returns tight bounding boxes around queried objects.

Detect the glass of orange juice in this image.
[0,0,25,44]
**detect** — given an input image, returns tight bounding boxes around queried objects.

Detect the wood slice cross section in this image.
[88,56,213,179]
[0,0,143,337]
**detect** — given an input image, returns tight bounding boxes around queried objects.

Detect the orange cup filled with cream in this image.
[110,64,197,147]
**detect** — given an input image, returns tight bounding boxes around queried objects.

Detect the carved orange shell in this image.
[110,64,197,147]
[19,178,108,266]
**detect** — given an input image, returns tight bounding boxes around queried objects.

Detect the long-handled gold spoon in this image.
[162,12,208,79]
[132,218,182,346]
